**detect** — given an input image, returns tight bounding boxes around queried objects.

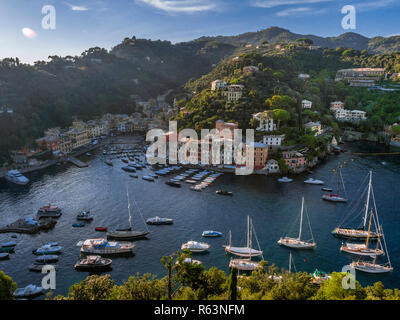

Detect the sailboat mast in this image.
[126,184,132,229]
[365,209,373,248]
[298,197,304,240]
[363,171,372,230]
[249,218,253,259]
[246,216,250,248]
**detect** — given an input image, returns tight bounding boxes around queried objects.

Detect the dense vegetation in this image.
[2,251,399,300]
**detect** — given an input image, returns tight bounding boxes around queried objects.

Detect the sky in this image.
[0,0,399,64]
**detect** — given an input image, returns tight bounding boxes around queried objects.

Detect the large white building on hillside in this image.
[253,112,277,132]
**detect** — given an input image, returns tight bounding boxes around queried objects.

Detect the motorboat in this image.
[190,186,202,192]
[14,285,43,299]
[122,166,136,172]
[304,178,324,185]
[74,255,112,271]
[202,230,223,237]
[129,174,138,178]
[216,190,233,195]
[33,243,62,255]
[28,263,56,272]
[278,177,293,183]
[37,203,62,218]
[278,197,316,249]
[321,187,333,192]
[35,255,59,263]
[77,211,94,221]
[73,222,85,228]
[1,241,17,248]
[80,239,135,256]
[95,227,107,232]
[166,180,181,187]
[0,253,9,260]
[322,193,348,202]
[5,169,29,185]
[229,259,261,271]
[142,176,155,181]
[181,241,210,253]
[0,246,14,253]
[146,217,174,225]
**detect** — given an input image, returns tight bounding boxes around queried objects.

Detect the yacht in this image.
[146,217,173,225]
[5,170,29,185]
[37,203,62,218]
[181,241,210,253]
[202,231,223,237]
[77,211,94,221]
[278,177,293,183]
[229,258,261,271]
[33,243,62,255]
[14,285,43,299]
[80,239,134,256]
[142,176,155,181]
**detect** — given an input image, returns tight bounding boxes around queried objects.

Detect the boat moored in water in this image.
[0,252,10,260]
[74,255,112,271]
[35,255,59,263]
[77,211,94,221]
[166,180,181,187]
[229,258,261,271]
[80,239,134,256]
[278,177,293,183]
[146,217,173,225]
[5,169,29,185]
[216,190,233,195]
[14,285,43,299]
[33,243,62,255]
[202,230,223,237]
[37,203,62,218]
[181,241,210,253]
[304,178,324,185]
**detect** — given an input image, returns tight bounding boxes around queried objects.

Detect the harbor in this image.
[0,138,399,297]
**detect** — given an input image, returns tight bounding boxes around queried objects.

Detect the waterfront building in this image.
[302,100,312,109]
[244,142,268,171]
[282,151,306,171]
[222,85,244,101]
[36,128,62,154]
[253,112,277,132]
[262,135,284,150]
[267,159,280,173]
[211,80,227,91]
[305,121,323,136]
[66,126,91,150]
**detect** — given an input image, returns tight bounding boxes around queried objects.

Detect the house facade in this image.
[253,112,277,132]
[302,100,312,109]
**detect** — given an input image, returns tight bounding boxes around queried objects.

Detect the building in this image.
[215,120,238,138]
[222,84,244,101]
[350,110,367,121]
[244,142,268,171]
[267,159,280,173]
[253,112,277,132]
[262,135,284,150]
[305,121,322,136]
[335,68,386,87]
[35,128,63,154]
[66,126,91,150]
[211,80,227,91]
[282,151,306,171]
[330,101,345,111]
[298,73,310,80]
[334,109,367,122]
[302,100,312,109]
[391,73,400,80]
[243,66,259,74]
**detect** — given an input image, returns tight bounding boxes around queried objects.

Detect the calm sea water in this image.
[0,140,399,297]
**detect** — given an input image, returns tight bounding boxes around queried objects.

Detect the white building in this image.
[211,80,227,91]
[305,121,322,136]
[222,84,244,101]
[334,109,367,122]
[262,135,285,150]
[298,73,310,80]
[302,100,312,109]
[350,110,367,121]
[267,159,280,173]
[253,112,277,132]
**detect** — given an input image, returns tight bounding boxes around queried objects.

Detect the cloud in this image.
[65,2,89,11]
[276,7,326,16]
[22,28,37,39]
[251,0,332,9]
[136,0,216,13]
[355,0,398,11]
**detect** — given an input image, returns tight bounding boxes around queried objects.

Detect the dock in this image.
[68,156,88,168]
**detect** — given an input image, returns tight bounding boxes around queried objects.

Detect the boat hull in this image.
[229,259,260,271]
[277,238,316,249]
[332,228,381,240]
[224,246,263,258]
[106,230,149,241]
[322,194,347,202]
[351,262,393,273]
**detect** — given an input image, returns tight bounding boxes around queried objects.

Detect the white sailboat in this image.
[332,171,381,240]
[278,197,316,249]
[322,166,347,202]
[224,216,263,258]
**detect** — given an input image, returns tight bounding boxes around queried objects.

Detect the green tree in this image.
[0,270,17,300]
[228,267,238,300]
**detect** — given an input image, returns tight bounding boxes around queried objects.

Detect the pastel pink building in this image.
[282,151,306,170]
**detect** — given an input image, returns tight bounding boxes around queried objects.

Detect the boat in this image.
[28,263,56,272]
[121,158,129,163]
[0,246,14,253]
[190,186,202,192]
[0,253,9,260]
[146,217,174,225]
[129,174,138,178]
[304,178,324,185]
[229,258,261,271]
[278,177,293,183]
[166,180,181,187]
[311,269,331,284]
[278,197,316,249]
[86,152,91,156]
[33,243,62,255]
[35,255,59,263]
[1,241,17,248]
[185,179,197,184]
[350,258,393,273]
[37,203,62,218]
[321,187,333,192]
[216,190,233,195]
[181,241,210,253]
[73,222,85,228]
[142,176,155,181]
[74,255,112,271]
[322,167,347,202]
[224,216,263,258]
[122,166,136,172]
[77,210,94,221]
[14,285,43,299]
[95,227,107,232]
[202,230,223,237]
[80,239,134,256]
[340,209,384,257]
[106,184,149,241]
[332,171,382,240]
[104,160,113,166]
[5,169,29,185]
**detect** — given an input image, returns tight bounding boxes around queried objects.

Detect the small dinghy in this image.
[28,263,57,272]
[73,222,86,228]
[146,217,173,225]
[35,255,59,263]
[142,176,155,182]
[14,285,43,299]
[129,174,138,178]
[33,244,62,255]
[122,166,136,172]
[304,178,324,185]
[278,177,293,183]
[1,241,17,248]
[0,246,15,253]
[216,190,232,195]
[74,255,112,271]
[321,187,333,192]
[166,180,181,187]
[0,252,10,260]
[202,230,223,237]
[77,211,94,221]
[95,227,107,232]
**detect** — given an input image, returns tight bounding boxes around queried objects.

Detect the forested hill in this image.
[194,27,400,54]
